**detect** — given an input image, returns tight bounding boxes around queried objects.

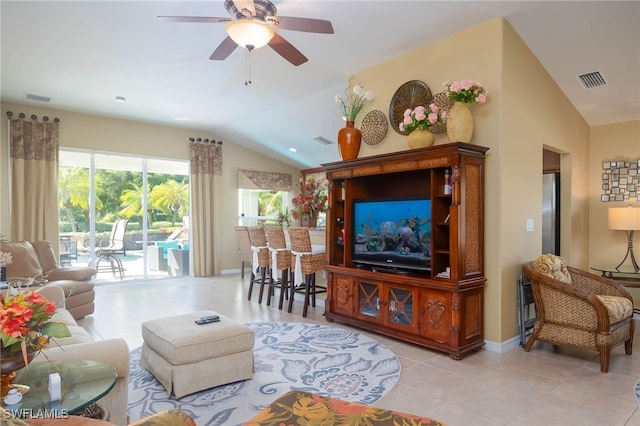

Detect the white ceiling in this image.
[1,1,639,170]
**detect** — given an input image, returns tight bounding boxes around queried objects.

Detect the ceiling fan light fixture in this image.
[226,19,274,49]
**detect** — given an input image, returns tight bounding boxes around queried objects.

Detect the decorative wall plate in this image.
[361,110,388,145]
[389,80,433,135]
[430,91,454,134]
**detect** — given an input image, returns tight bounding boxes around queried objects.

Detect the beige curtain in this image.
[190,140,222,276]
[9,117,60,242]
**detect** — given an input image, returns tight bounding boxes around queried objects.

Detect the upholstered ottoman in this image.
[140,311,255,398]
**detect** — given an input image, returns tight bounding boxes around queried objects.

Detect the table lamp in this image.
[608,206,640,271]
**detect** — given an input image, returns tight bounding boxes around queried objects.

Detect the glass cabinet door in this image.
[387,285,416,330]
[358,282,381,319]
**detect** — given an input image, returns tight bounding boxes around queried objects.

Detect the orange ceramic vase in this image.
[337,121,362,161]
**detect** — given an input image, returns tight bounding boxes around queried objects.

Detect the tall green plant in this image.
[58,166,103,232]
[149,180,189,226]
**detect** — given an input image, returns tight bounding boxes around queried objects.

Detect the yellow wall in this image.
[589,120,640,301]
[0,101,300,272]
[351,18,591,344]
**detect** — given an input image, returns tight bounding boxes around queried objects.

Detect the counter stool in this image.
[287,227,326,317]
[264,226,291,309]
[247,226,270,303]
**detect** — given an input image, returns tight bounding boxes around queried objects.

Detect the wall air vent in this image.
[576,71,607,89]
[313,136,334,145]
[24,93,51,103]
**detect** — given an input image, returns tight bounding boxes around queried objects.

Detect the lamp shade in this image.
[608,206,640,230]
[226,20,275,49]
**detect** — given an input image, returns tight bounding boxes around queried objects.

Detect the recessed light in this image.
[289,148,297,152]
[115,96,126,103]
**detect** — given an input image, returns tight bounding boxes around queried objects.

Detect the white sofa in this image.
[34,286,130,425]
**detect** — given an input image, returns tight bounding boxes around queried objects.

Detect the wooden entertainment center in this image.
[322,142,488,359]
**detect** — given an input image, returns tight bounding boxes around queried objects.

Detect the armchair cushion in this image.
[155,240,180,259]
[532,253,572,284]
[596,294,633,324]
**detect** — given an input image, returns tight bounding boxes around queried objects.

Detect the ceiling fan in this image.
[158,0,334,66]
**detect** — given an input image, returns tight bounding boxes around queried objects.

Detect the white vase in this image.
[446,102,474,143]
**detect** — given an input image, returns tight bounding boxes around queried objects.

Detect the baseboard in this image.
[483,335,521,353]
[221,268,251,276]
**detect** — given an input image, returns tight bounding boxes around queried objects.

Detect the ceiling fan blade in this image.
[231,0,256,18]
[210,36,239,61]
[158,16,230,24]
[268,33,308,66]
[268,16,334,34]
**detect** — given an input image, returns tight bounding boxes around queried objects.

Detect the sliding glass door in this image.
[58,150,190,283]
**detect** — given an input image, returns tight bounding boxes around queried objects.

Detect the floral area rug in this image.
[128,322,401,426]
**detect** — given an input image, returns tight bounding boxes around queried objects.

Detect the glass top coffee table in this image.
[5,359,117,419]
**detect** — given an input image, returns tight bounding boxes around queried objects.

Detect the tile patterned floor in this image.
[78,275,640,426]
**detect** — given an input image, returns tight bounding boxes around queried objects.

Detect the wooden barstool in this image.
[246,226,270,302]
[287,227,326,317]
[264,226,291,308]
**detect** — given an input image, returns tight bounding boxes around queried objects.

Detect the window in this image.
[238,189,289,226]
[237,169,293,226]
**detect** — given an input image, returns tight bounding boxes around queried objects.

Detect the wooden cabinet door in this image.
[385,283,419,333]
[332,274,354,316]
[355,280,383,323]
[419,289,452,345]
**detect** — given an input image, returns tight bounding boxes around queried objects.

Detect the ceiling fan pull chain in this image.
[245,44,254,86]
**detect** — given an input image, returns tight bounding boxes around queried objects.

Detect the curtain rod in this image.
[189,137,222,145]
[6,111,60,122]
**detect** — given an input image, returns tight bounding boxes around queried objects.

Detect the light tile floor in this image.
[78,275,640,426]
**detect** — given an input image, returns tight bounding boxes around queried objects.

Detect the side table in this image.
[2,360,117,419]
[591,266,640,314]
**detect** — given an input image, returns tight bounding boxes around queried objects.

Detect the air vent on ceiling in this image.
[576,71,607,89]
[24,93,51,103]
[313,136,334,145]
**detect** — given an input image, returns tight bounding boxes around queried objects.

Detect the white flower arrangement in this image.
[0,251,12,268]
[335,80,375,122]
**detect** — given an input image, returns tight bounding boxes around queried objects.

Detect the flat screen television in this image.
[352,197,431,273]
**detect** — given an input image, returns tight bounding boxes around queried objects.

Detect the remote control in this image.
[195,316,220,325]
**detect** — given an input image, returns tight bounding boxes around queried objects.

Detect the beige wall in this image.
[351,18,591,344]
[0,101,300,272]
[589,120,640,301]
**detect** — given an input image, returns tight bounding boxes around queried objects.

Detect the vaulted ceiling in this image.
[2,1,638,169]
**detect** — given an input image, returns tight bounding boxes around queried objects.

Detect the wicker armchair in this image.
[522,254,635,373]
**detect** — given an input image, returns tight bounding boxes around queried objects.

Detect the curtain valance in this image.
[189,139,222,176]
[238,169,292,191]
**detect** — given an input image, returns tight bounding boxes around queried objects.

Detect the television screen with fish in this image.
[352,197,431,273]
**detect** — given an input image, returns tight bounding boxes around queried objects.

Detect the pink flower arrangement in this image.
[399,103,447,133]
[442,80,489,104]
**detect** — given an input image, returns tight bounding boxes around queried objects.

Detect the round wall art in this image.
[361,110,388,145]
[429,91,454,134]
[388,80,433,135]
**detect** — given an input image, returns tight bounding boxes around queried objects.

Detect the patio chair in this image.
[95,219,129,280]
